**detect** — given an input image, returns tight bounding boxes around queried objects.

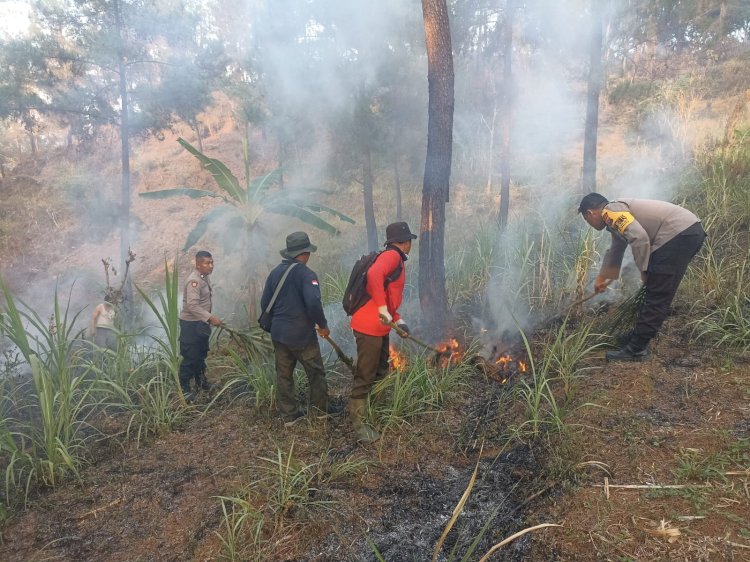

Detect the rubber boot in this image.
[349,398,380,443]
[606,344,651,362]
[196,371,216,392]
[179,375,195,404]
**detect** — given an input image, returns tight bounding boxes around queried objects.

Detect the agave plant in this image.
[139,138,355,253]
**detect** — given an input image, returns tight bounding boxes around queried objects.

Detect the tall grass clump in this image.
[368,350,474,433]
[215,494,267,562]
[445,222,498,311]
[511,321,603,440]
[688,129,750,230]
[136,260,182,395]
[125,373,191,447]
[542,318,607,398]
[215,445,368,560]
[513,331,561,438]
[217,351,277,410]
[679,129,750,308]
[0,280,97,502]
[690,295,750,353]
[255,441,336,520]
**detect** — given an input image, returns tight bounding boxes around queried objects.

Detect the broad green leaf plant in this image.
[140,138,355,253]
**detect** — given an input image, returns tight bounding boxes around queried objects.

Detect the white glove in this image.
[378,306,392,325]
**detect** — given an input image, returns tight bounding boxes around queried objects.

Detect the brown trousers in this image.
[352,331,390,399]
[273,341,329,416]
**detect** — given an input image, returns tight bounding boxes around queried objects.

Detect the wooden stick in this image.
[322,334,355,371]
[478,523,562,562]
[568,280,613,309]
[592,483,711,490]
[381,317,441,353]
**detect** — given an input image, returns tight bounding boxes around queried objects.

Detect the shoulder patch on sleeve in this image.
[191,281,198,288]
[602,210,635,235]
[311,279,319,286]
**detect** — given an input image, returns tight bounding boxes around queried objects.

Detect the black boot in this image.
[613,330,634,348]
[606,344,651,362]
[179,376,195,404]
[196,371,216,392]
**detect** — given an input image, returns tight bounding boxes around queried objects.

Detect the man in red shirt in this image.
[349,221,417,443]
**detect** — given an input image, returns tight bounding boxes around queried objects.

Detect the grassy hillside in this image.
[0,60,749,560]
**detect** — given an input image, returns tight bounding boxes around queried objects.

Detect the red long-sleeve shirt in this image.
[350,248,405,337]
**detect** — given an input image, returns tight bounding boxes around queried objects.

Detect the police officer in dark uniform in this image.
[260,232,338,425]
[179,250,222,401]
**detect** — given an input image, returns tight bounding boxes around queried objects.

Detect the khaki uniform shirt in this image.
[599,198,700,279]
[179,270,212,322]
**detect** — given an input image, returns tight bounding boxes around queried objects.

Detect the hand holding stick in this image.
[321,333,356,372]
[380,316,441,354]
[568,279,613,309]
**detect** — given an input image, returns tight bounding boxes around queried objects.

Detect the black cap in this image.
[384,221,418,245]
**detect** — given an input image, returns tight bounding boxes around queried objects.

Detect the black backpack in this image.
[342,250,403,316]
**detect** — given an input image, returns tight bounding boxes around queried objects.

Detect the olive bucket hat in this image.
[280,231,317,259]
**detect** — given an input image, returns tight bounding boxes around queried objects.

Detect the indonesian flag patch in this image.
[311,279,319,286]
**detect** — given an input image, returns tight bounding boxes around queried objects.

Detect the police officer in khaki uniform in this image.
[179,250,222,400]
[579,193,706,361]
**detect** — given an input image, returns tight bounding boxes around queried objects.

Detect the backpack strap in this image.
[380,249,403,286]
[263,262,299,316]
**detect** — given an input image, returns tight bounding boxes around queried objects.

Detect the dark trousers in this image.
[179,319,210,391]
[630,223,706,350]
[352,331,390,399]
[273,341,328,416]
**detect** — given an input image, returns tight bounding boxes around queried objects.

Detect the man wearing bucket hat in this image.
[349,221,417,443]
[260,232,338,425]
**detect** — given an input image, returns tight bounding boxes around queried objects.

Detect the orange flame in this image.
[436,337,462,366]
[488,352,529,383]
[389,344,407,370]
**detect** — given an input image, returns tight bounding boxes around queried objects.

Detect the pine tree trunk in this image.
[419,0,454,340]
[363,148,378,251]
[498,0,515,229]
[485,103,497,196]
[114,0,133,328]
[393,149,403,220]
[582,0,603,193]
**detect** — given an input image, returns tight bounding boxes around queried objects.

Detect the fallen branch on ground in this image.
[478,523,562,562]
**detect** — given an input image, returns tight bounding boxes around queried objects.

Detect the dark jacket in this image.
[260,258,328,347]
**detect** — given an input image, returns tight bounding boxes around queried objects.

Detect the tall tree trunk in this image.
[582,0,603,193]
[393,148,403,220]
[192,118,204,152]
[363,148,378,251]
[498,0,515,229]
[419,0,454,339]
[114,0,133,327]
[485,103,497,197]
